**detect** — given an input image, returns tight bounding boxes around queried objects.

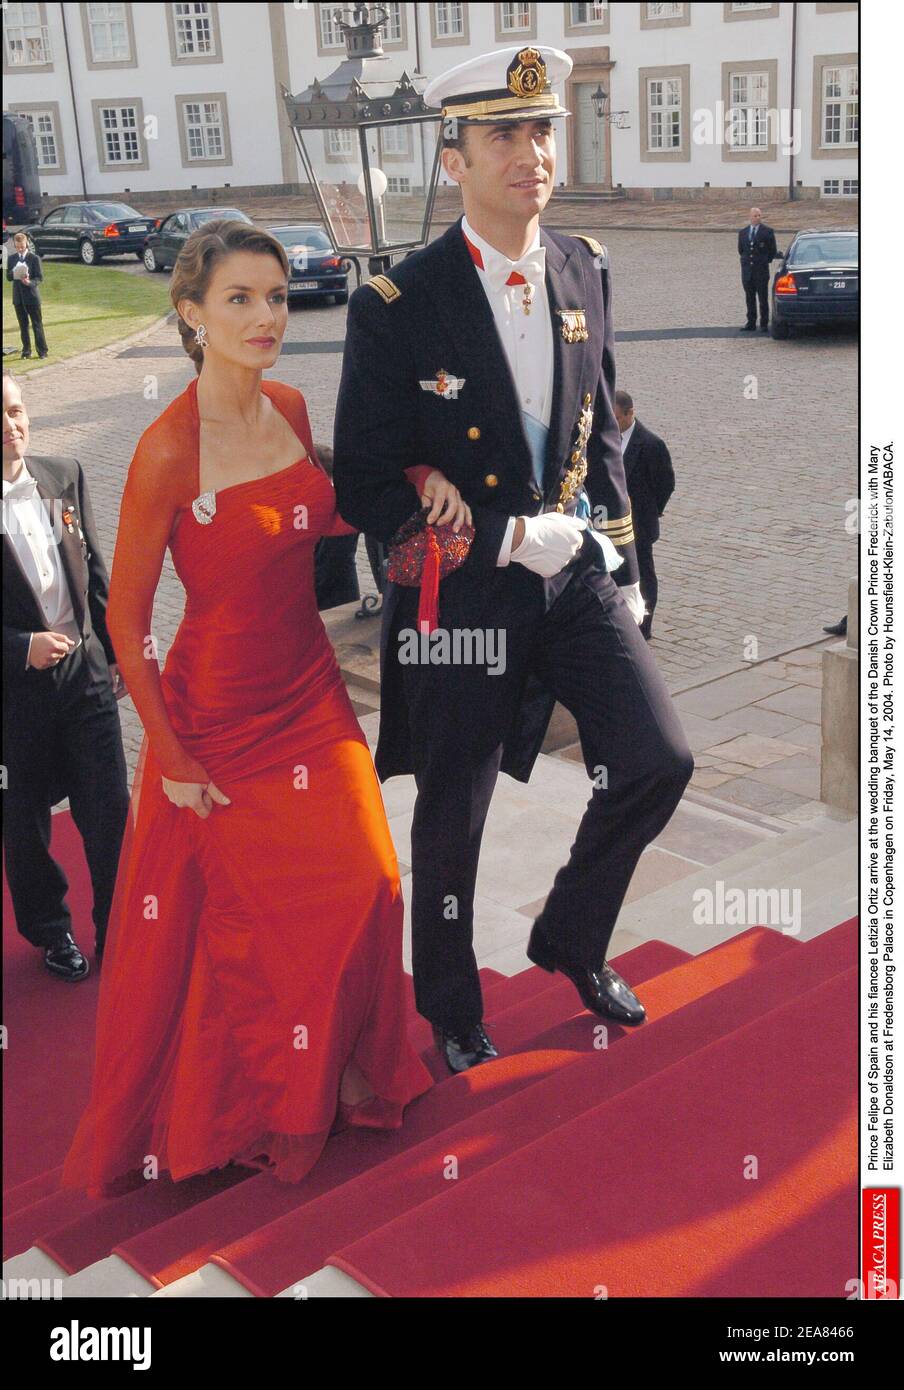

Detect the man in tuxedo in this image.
[2,368,129,980]
[613,390,675,641]
[737,207,779,331]
[6,230,49,359]
[333,46,694,1073]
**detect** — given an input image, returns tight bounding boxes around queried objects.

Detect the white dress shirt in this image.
[619,418,636,454]
[461,215,553,566]
[2,461,82,669]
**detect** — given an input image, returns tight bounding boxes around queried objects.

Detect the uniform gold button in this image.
[531,490,541,501]
[467,426,481,440]
[556,502,564,513]
[583,392,592,406]
[571,451,580,463]
[484,473,498,487]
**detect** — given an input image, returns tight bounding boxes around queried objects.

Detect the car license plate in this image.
[293,280,319,289]
[128,224,146,232]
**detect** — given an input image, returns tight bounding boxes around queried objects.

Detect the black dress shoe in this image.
[739,324,755,332]
[759,323,769,331]
[43,933,90,982]
[37,350,49,358]
[526,923,646,1025]
[20,350,32,358]
[431,1022,498,1074]
[824,616,847,637]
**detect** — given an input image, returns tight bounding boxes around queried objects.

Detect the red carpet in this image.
[328,966,857,1298]
[4,815,858,1297]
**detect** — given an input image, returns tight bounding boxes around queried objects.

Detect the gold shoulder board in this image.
[574,234,608,267]
[366,274,401,303]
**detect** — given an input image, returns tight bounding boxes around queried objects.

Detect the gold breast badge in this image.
[556,309,589,343]
[556,394,594,510]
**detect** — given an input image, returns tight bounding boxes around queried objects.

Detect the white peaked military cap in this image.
[424,45,572,124]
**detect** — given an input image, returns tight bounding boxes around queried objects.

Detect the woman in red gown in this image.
[61,223,467,1197]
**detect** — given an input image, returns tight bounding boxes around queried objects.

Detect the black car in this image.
[266,225,349,304]
[22,201,158,265]
[770,229,859,339]
[142,206,253,272]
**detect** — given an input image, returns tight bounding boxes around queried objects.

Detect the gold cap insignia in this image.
[508,48,547,101]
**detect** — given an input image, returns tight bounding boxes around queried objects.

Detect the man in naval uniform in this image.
[333,46,694,1074]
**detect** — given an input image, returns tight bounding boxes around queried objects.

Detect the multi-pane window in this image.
[381,124,410,155]
[730,3,773,10]
[326,128,354,157]
[17,109,60,168]
[183,100,224,159]
[87,2,130,62]
[386,176,411,194]
[569,2,607,24]
[822,178,859,197]
[4,2,51,65]
[172,2,215,58]
[384,2,403,41]
[319,4,343,47]
[501,2,531,30]
[99,104,141,162]
[728,71,769,149]
[647,2,683,17]
[435,3,464,37]
[822,65,858,146]
[647,77,682,150]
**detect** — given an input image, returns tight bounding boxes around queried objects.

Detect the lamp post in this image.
[282,4,442,278]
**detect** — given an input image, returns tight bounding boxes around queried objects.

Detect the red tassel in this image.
[417,528,442,634]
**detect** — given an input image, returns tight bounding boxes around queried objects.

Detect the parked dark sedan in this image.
[266,225,349,304]
[770,229,859,339]
[142,206,253,272]
[22,201,158,265]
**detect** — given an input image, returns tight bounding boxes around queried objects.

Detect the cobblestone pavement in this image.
[14,225,856,778]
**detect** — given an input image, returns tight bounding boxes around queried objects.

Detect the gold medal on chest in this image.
[556,309,589,344]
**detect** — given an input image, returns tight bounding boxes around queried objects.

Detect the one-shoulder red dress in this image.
[60,377,434,1197]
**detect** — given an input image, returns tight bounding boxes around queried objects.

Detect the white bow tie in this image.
[3,472,38,502]
[485,246,547,297]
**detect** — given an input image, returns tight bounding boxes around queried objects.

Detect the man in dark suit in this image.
[737,207,779,331]
[2,368,129,980]
[6,230,49,359]
[333,46,694,1074]
[614,390,675,641]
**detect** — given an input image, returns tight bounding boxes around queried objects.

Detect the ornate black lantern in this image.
[282,4,442,276]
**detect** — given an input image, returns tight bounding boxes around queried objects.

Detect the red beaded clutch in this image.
[387,507,474,633]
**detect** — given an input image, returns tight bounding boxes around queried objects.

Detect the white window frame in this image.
[647,2,683,17]
[172,2,216,60]
[728,69,770,150]
[3,2,51,65]
[183,99,224,160]
[822,63,858,148]
[730,3,772,10]
[326,127,355,157]
[647,76,682,152]
[386,175,411,194]
[569,1,607,25]
[435,2,465,37]
[86,1,131,62]
[384,2,403,42]
[16,107,60,169]
[318,4,344,48]
[99,103,141,163]
[501,2,531,31]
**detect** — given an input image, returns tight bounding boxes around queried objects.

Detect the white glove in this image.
[509,512,587,579]
[620,580,646,626]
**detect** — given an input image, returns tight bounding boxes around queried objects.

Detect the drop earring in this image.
[195,323,209,347]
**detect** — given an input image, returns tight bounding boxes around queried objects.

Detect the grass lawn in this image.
[3,257,172,372]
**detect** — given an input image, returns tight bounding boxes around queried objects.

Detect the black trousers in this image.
[637,542,658,639]
[2,636,129,950]
[742,269,770,326]
[395,563,694,1030]
[14,298,48,355]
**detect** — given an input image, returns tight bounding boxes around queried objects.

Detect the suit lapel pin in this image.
[419,367,465,400]
[556,309,589,344]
